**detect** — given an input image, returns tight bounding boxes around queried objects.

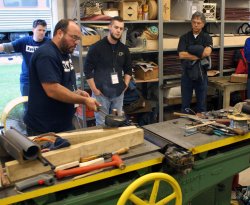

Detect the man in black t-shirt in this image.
[177,11,213,115]
[24,19,99,136]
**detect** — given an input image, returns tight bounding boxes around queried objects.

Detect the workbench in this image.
[0,119,250,205]
[208,76,247,109]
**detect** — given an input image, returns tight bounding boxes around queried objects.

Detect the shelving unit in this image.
[162,0,250,117]
[65,0,250,125]
[66,0,164,125]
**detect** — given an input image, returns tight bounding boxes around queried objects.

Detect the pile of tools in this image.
[174,109,249,137]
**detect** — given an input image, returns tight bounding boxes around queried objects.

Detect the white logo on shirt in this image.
[62,59,74,72]
[26,45,39,53]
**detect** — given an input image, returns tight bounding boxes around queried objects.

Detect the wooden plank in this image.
[54,161,80,171]
[5,128,144,182]
[31,126,137,145]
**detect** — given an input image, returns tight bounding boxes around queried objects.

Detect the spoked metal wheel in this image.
[1,96,28,135]
[117,172,182,205]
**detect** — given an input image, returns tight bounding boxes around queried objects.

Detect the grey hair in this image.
[191,11,206,24]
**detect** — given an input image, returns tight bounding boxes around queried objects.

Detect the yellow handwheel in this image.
[117,172,182,205]
[1,96,28,134]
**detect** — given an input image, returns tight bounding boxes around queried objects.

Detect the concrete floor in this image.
[239,167,250,186]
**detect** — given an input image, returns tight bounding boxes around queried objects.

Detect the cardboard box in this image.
[212,35,249,47]
[134,65,159,80]
[81,35,100,46]
[163,0,170,21]
[163,37,179,49]
[145,39,158,50]
[212,36,220,47]
[230,74,248,83]
[224,35,249,47]
[119,1,138,21]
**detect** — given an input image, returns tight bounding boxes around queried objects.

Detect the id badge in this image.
[111,72,119,84]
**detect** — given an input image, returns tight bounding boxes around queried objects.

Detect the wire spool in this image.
[242,104,250,114]
[228,114,249,132]
[148,0,158,20]
[1,96,28,135]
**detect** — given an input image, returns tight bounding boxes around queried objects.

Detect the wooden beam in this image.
[31,126,138,145]
[5,128,144,182]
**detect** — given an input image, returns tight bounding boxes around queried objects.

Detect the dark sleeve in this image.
[11,37,27,53]
[177,35,187,53]
[34,53,61,83]
[187,45,204,58]
[123,46,132,76]
[84,45,96,79]
[204,34,213,48]
[244,38,250,62]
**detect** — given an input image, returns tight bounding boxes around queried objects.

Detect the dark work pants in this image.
[181,73,208,113]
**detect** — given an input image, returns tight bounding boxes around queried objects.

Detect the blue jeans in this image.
[20,82,29,114]
[92,92,124,126]
[20,82,29,96]
[181,73,208,113]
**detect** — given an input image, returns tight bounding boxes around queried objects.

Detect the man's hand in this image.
[93,88,102,96]
[85,97,100,111]
[202,47,212,58]
[75,89,90,97]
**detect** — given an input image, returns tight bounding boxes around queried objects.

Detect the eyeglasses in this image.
[33,19,47,28]
[66,33,81,42]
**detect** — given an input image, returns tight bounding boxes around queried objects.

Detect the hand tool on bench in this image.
[55,154,125,179]
[98,106,127,127]
[15,174,55,192]
[80,147,129,162]
[185,121,216,130]
[173,112,246,135]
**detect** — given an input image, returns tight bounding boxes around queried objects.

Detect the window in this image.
[3,0,38,7]
[46,0,50,8]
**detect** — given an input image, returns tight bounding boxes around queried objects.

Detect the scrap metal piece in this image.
[0,128,41,163]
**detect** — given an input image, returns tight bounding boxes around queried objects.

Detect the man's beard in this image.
[110,32,121,41]
[60,37,74,54]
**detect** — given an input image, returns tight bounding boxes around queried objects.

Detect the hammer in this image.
[55,155,125,179]
[80,147,129,162]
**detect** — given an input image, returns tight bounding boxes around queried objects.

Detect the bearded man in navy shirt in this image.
[24,19,99,136]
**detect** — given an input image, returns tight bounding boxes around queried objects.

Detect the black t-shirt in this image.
[24,41,76,133]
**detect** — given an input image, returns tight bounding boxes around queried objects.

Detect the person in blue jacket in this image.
[0,19,50,97]
[244,38,250,98]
